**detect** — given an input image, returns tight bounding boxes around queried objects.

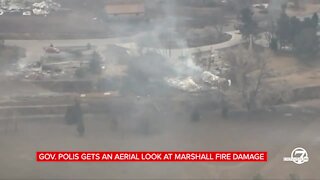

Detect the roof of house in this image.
[105,1,145,15]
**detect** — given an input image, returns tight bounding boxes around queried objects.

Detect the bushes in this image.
[89,51,102,75]
[272,12,319,58]
[74,67,87,79]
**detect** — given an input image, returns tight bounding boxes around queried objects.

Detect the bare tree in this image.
[211,9,227,36]
[262,17,277,44]
[224,47,269,111]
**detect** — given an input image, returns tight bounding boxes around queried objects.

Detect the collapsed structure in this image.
[0,0,62,16]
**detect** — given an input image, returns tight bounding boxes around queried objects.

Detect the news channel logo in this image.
[283,147,309,165]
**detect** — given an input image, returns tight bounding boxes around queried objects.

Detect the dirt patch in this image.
[0,103,319,179]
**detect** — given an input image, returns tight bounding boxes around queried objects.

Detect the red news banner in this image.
[36,152,267,162]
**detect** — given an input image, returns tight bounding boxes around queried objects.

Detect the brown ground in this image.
[0,100,319,179]
[0,1,145,39]
[0,70,318,180]
[0,12,114,39]
[267,54,320,88]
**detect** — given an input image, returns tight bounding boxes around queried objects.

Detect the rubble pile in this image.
[166,77,201,93]
[9,44,104,81]
[32,0,61,16]
[202,71,220,85]
[165,71,230,93]
[165,49,231,93]
[0,0,62,16]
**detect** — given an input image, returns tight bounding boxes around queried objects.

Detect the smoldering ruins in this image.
[0,0,320,179]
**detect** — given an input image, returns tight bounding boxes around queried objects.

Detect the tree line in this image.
[272,11,319,58]
[238,6,319,58]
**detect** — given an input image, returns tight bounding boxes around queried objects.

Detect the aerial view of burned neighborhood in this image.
[0,0,319,179]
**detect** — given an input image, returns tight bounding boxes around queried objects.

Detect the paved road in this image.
[5,36,133,65]
[140,30,243,60]
[5,30,243,64]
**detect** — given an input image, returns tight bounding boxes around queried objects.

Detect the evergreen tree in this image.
[270,38,278,52]
[312,13,319,28]
[276,12,291,48]
[239,7,258,39]
[89,51,102,75]
[293,28,319,58]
